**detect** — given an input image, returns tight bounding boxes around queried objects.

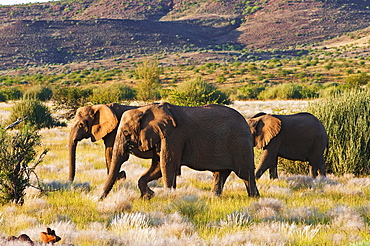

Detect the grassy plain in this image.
[1,100,370,245]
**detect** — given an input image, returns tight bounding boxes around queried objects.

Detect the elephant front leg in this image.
[309,155,326,178]
[269,166,278,179]
[100,153,129,200]
[138,151,162,199]
[105,146,126,180]
[211,170,231,196]
[159,139,181,191]
[256,148,278,179]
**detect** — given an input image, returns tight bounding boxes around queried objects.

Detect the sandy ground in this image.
[0,102,13,122]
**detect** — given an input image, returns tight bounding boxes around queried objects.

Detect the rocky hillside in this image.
[0,0,369,70]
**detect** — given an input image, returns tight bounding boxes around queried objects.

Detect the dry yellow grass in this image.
[1,100,370,245]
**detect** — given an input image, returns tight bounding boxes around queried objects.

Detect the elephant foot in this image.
[250,189,260,198]
[140,189,155,200]
[214,192,222,197]
[211,189,222,196]
[117,171,126,180]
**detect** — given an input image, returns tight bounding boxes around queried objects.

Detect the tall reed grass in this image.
[308,89,370,175]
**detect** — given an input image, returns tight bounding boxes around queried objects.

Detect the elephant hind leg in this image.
[244,179,260,197]
[211,170,231,196]
[235,168,260,197]
[138,153,162,199]
[309,155,326,178]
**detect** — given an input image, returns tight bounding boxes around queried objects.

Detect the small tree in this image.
[0,87,22,101]
[52,87,93,110]
[7,99,59,130]
[135,59,163,101]
[0,125,47,205]
[345,72,370,88]
[89,83,136,104]
[23,86,53,101]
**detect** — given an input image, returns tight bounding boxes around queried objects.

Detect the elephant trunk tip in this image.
[99,193,108,201]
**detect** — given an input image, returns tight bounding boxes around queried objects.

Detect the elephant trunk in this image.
[99,157,123,200]
[100,136,129,200]
[68,139,78,182]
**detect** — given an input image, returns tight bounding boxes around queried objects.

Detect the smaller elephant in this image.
[247,112,328,179]
[68,103,156,182]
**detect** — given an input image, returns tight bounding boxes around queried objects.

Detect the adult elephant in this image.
[68,103,155,182]
[100,102,260,199]
[247,112,328,179]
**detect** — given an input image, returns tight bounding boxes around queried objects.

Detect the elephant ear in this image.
[91,105,118,142]
[138,103,176,152]
[252,114,281,149]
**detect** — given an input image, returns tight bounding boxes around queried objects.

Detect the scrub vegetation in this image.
[0,96,370,245]
[0,0,369,244]
[1,53,369,110]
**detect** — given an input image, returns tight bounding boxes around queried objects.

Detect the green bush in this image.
[308,89,370,175]
[258,83,317,100]
[8,99,57,130]
[0,125,46,205]
[345,72,369,87]
[167,77,231,106]
[0,92,5,102]
[0,87,22,100]
[231,84,265,100]
[89,83,136,104]
[23,86,53,101]
[53,87,93,109]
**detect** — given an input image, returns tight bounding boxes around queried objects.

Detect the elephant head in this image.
[69,105,118,181]
[247,112,281,149]
[100,103,176,199]
[118,103,176,153]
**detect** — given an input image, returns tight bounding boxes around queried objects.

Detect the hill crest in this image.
[0,0,369,69]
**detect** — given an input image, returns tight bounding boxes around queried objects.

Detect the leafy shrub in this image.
[258,83,317,100]
[345,72,369,87]
[23,86,53,101]
[167,77,231,106]
[53,87,93,109]
[0,87,22,100]
[0,125,47,205]
[8,99,57,130]
[0,92,6,102]
[89,83,136,104]
[231,84,265,100]
[135,60,163,101]
[258,84,301,99]
[308,89,370,175]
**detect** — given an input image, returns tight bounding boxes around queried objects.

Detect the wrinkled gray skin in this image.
[247,112,328,179]
[100,102,260,199]
[68,103,155,182]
